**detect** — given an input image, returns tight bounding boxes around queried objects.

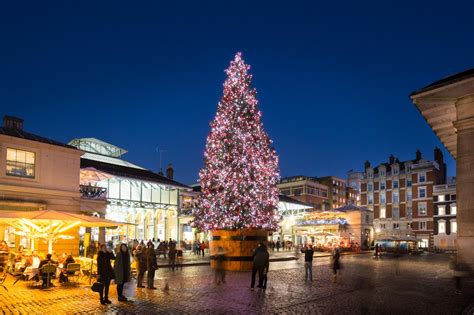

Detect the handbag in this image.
[91,281,104,292]
[123,279,136,298]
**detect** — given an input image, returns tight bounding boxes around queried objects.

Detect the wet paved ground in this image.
[1,254,473,314]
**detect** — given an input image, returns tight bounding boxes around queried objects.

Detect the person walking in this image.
[331,247,341,283]
[134,245,146,288]
[97,244,115,305]
[114,244,131,302]
[250,243,270,290]
[168,244,177,271]
[176,246,184,270]
[214,246,226,285]
[146,242,158,290]
[301,244,314,281]
[276,240,281,252]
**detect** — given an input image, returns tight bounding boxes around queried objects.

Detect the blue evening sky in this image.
[1,1,473,184]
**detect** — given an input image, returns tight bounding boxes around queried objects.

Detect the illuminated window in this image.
[451,220,457,233]
[438,195,445,202]
[407,191,412,202]
[438,221,446,234]
[437,205,445,216]
[6,148,35,178]
[450,203,457,215]
[380,206,386,218]
[418,202,427,216]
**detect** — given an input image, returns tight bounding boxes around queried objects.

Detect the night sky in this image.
[1,1,473,184]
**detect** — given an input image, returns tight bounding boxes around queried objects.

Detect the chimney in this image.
[158,168,164,176]
[166,163,174,180]
[364,161,371,169]
[434,147,444,164]
[389,154,395,164]
[4,116,24,130]
[415,149,422,161]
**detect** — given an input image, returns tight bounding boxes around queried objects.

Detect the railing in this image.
[433,184,456,192]
[80,185,108,200]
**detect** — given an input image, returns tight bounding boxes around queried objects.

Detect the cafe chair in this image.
[0,270,8,292]
[40,264,57,289]
[65,263,81,284]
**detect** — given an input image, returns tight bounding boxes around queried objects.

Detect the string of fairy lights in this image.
[192,52,280,231]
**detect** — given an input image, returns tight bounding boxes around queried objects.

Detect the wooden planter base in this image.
[209,229,268,271]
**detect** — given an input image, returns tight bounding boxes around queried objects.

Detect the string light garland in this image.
[192,52,280,231]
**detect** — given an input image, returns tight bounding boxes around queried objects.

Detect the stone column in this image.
[454,95,474,270]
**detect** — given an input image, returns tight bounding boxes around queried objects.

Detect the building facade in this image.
[69,138,192,244]
[361,148,446,249]
[433,180,457,250]
[0,116,106,255]
[315,176,348,209]
[278,176,329,211]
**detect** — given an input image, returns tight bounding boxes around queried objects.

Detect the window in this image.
[420,221,427,230]
[438,221,446,234]
[418,202,427,216]
[6,148,36,178]
[418,173,426,183]
[407,191,412,202]
[418,187,427,198]
[380,169,385,177]
[380,206,386,219]
[380,192,386,204]
[393,180,399,189]
[380,181,386,190]
[392,191,399,204]
[451,194,456,201]
[407,223,412,229]
[450,203,457,215]
[293,187,303,196]
[451,220,457,234]
[407,206,412,217]
[438,195,445,202]
[393,223,399,229]
[393,207,399,219]
[365,214,370,224]
[380,223,386,229]
[407,180,412,187]
[368,183,373,192]
[281,189,291,196]
[406,164,411,173]
[393,167,399,175]
[437,205,446,216]
[368,194,373,205]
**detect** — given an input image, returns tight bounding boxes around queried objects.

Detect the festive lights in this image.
[192,52,280,231]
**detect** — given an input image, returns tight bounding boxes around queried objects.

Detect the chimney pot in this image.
[166,163,174,180]
[3,115,24,130]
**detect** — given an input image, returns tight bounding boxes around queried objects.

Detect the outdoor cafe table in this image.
[23,266,39,280]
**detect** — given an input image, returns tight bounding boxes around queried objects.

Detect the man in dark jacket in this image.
[134,245,147,288]
[39,254,57,288]
[146,242,158,290]
[250,243,269,290]
[301,244,314,281]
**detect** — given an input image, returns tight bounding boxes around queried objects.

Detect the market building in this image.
[411,68,474,271]
[0,116,106,255]
[433,180,457,251]
[69,138,192,244]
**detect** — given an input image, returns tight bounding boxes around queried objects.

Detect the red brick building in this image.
[360,148,446,249]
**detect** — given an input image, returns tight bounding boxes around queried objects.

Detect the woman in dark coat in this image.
[146,242,158,290]
[114,243,131,302]
[133,245,147,288]
[97,244,115,305]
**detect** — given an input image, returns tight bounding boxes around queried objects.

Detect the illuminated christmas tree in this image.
[193,52,280,231]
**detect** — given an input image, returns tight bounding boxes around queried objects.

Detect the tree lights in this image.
[192,52,280,231]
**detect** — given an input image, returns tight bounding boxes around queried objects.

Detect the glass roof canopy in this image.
[69,138,128,158]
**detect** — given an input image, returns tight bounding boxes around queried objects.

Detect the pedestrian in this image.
[114,244,131,302]
[276,240,280,252]
[168,244,177,271]
[250,242,269,290]
[200,242,205,256]
[97,244,115,305]
[214,246,226,285]
[176,246,184,270]
[301,244,314,281]
[374,243,379,258]
[133,245,146,288]
[331,247,341,283]
[146,242,158,290]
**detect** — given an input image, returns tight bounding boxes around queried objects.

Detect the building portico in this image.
[411,69,474,271]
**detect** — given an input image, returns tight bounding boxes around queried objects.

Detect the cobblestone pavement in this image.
[1,254,473,314]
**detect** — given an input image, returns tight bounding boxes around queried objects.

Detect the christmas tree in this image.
[193,52,280,231]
